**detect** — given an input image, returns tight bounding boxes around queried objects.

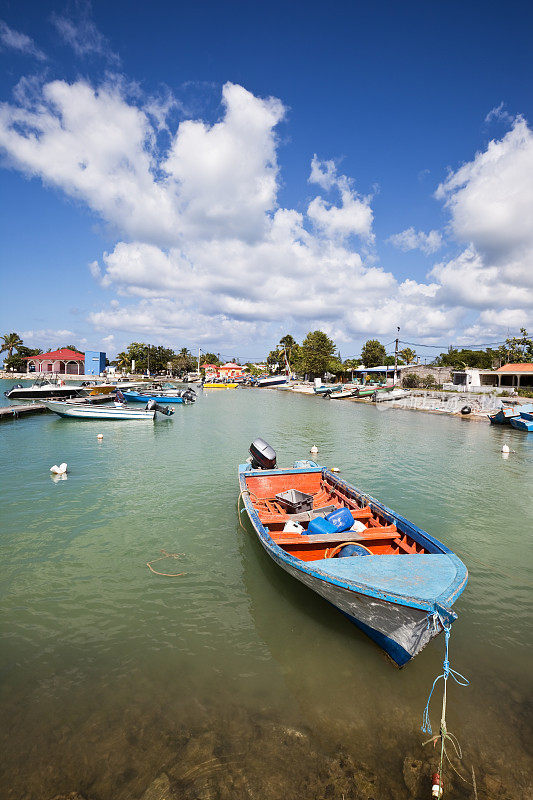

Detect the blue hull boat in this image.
[489,402,533,424]
[510,415,533,432]
[238,440,467,667]
[122,390,194,404]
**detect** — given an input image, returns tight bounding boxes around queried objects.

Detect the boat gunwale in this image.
[238,464,468,613]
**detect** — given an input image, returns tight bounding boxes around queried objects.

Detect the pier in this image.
[0,393,116,422]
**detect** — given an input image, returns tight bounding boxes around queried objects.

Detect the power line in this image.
[399,339,509,350]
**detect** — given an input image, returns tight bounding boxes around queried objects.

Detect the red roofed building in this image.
[200,363,219,379]
[25,348,85,375]
[495,363,533,389]
[218,362,244,379]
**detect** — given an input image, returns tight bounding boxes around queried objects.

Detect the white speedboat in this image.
[4,377,86,400]
[45,400,173,420]
[257,375,289,388]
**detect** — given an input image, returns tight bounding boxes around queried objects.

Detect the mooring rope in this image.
[146,549,186,577]
[421,618,477,794]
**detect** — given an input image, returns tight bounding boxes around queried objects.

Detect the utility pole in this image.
[147,344,150,376]
[197,347,201,375]
[393,327,400,385]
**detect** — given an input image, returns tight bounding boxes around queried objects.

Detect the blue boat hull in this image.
[238,464,467,666]
[123,392,186,403]
[510,415,533,432]
[489,402,533,424]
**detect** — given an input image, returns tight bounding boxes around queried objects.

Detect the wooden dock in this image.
[0,393,116,422]
[0,403,48,421]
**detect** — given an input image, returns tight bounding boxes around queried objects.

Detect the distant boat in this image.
[325,386,359,399]
[4,378,86,400]
[257,376,288,388]
[122,388,195,403]
[488,402,533,424]
[510,413,533,432]
[238,439,468,667]
[45,400,173,420]
[203,381,238,389]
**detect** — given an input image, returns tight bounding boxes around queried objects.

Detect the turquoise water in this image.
[0,380,531,799]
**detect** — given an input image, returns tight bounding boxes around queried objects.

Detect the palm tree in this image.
[1,332,23,360]
[115,351,131,371]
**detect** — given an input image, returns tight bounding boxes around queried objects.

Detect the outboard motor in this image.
[249,438,277,470]
[145,399,174,416]
[182,389,196,403]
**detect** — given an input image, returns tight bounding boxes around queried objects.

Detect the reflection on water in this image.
[0,381,531,799]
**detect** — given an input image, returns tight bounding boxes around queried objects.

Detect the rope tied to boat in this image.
[421,618,473,796]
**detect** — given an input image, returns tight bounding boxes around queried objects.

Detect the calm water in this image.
[0,380,531,799]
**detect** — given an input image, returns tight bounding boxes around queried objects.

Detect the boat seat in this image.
[270,524,398,546]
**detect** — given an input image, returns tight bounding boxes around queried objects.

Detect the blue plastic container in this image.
[325,508,354,533]
[305,517,337,536]
[335,544,371,558]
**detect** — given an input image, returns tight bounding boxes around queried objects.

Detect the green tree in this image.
[200,353,221,365]
[399,347,417,364]
[435,347,498,369]
[498,328,533,364]
[4,345,42,372]
[360,339,386,368]
[1,332,23,362]
[300,330,336,377]
[172,348,196,374]
[112,351,131,371]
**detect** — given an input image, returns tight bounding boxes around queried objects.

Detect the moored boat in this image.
[488,402,533,424]
[203,381,238,389]
[509,414,533,432]
[256,375,288,388]
[45,400,173,420]
[4,377,86,400]
[238,439,468,667]
[122,388,195,403]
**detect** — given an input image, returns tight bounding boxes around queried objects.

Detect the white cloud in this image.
[51,6,119,64]
[388,227,442,254]
[0,20,46,61]
[307,155,374,241]
[1,75,531,351]
[431,116,533,333]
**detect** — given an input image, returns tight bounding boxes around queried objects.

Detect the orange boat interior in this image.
[245,471,429,562]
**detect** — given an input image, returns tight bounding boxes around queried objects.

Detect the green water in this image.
[0,381,531,799]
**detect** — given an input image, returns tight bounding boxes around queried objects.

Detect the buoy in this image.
[310,445,318,454]
[331,466,340,473]
[50,462,67,475]
[97,433,104,440]
[501,444,510,453]
[431,772,443,798]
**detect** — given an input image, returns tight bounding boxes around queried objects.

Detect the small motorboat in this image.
[488,402,533,424]
[122,387,196,403]
[4,377,86,400]
[203,381,238,389]
[45,399,173,420]
[256,376,288,388]
[238,439,468,667]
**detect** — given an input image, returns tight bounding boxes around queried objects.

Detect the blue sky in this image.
[1,0,532,362]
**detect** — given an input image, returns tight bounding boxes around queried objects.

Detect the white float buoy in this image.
[331,466,340,473]
[50,462,67,475]
[97,433,104,440]
[310,445,318,454]
[501,444,510,453]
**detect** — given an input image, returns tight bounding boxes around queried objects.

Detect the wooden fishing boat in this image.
[488,402,533,424]
[44,400,172,420]
[509,414,533,432]
[238,439,468,667]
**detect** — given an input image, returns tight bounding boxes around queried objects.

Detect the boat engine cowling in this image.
[145,399,173,416]
[182,390,196,403]
[249,438,276,470]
